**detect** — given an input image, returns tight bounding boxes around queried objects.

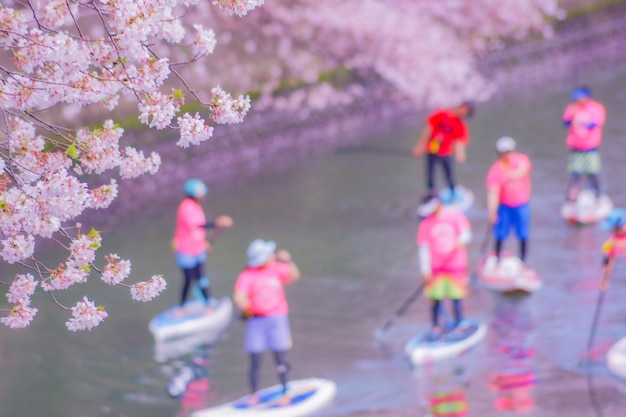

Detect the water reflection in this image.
[165,344,215,417]
[413,351,477,416]
[487,294,537,414]
[155,329,225,363]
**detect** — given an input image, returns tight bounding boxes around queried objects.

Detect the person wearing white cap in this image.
[416,194,472,340]
[486,137,532,264]
[563,86,606,201]
[172,179,233,312]
[233,239,301,406]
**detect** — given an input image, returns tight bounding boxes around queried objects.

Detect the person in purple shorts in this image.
[233,239,301,406]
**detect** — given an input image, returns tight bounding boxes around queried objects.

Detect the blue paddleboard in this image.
[191,378,337,417]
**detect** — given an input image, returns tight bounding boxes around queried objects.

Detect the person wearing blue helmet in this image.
[600,208,626,281]
[563,86,606,202]
[172,179,233,312]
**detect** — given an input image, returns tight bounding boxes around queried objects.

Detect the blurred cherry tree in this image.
[0,0,559,330]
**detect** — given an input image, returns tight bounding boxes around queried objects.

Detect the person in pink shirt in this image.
[172,179,233,310]
[563,87,606,201]
[416,195,472,340]
[486,137,532,263]
[233,239,301,405]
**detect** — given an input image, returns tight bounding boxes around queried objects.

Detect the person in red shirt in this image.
[413,102,474,198]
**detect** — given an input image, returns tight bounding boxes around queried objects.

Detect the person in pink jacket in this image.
[172,179,233,311]
[563,86,606,201]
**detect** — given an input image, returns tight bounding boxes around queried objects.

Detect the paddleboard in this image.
[439,185,474,213]
[560,190,613,225]
[149,297,233,342]
[478,254,541,295]
[405,318,487,366]
[607,337,626,381]
[191,377,337,417]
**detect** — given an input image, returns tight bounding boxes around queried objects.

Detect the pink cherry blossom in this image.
[1,301,38,329]
[177,113,215,148]
[130,275,167,302]
[6,274,38,304]
[65,296,108,331]
[101,254,132,285]
[1,234,35,264]
[212,0,265,17]
[210,87,251,125]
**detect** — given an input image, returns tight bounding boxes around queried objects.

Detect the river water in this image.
[3,73,626,417]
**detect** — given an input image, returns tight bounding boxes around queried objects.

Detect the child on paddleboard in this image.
[233,239,301,406]
[563,86,606,202]
[416,195,472,341]
[600,208,626,280]
[412,102,474,201]
[486,137,532,266]
[172,179,233,314]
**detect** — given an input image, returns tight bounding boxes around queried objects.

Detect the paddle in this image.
[470,222,492,286]
[375,282,425,343]
[191,220,232,301]
[581,261,613,366]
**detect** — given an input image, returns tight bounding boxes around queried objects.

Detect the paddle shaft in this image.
[208,227,226,245]
[479,221,492,256]
[585,264,613,360]
[378,282,425,334]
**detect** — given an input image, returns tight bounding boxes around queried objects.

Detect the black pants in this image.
[249,351,290,394]
[568,172,601,199]
[180,264,210,306]
[427,153,455,192]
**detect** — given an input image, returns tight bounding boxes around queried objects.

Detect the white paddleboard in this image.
[438,185,474,213]
[149,297,233,342]
[479,254,541,294]
[191,378,337,417]
[560,190,613,225]
[607,337,626,381]
[405,318,487,366]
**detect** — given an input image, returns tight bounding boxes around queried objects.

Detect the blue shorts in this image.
[175,251,207,270]
[493,203,530,241]
[244,315,292,353]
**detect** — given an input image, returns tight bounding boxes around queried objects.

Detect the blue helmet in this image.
[600,208,626,231]
[183,178,208,198]
[571,87,591,101]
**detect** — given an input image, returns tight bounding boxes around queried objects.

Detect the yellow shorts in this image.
[425,274,467,300]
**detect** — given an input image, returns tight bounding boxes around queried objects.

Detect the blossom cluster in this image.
[0,0,255,330]
[212,0,265,17]
[130,275,168,302]
[65,297,108,332]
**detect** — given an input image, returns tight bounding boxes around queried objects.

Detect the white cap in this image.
[246,239,276,267]
[416,196,441,218]
[496,136,516,153]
